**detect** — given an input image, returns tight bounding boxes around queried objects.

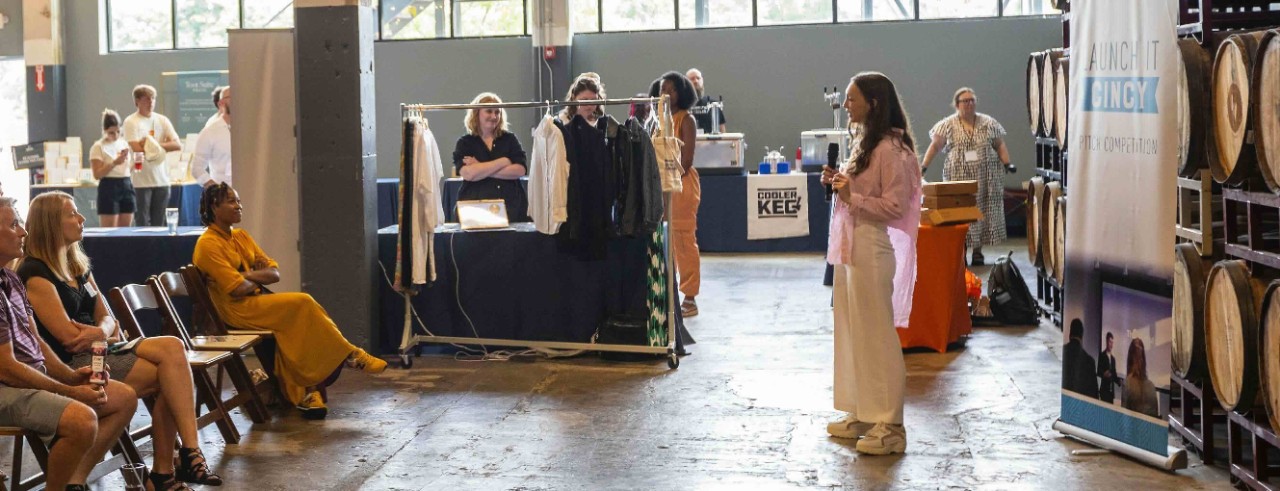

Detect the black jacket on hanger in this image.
[613,117,663,237]
[558,115,611,260]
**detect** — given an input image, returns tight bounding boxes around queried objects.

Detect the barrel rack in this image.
[1033,137,1064,328]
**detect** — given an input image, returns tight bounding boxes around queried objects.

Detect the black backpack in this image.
[987,252,1041,326]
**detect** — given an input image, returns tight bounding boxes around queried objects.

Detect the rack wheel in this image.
[399,352,413,369]
[667,353,679,369]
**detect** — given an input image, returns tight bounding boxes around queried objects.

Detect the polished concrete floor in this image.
[24,239,1238,489]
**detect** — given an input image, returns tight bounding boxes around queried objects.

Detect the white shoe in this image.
[826,414,873,439]
[855,423,906,455]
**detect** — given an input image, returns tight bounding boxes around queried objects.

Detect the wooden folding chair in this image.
[105,284,242,445]
[0,427,46,491]
[178,265,287,405]
[149,273,270,424]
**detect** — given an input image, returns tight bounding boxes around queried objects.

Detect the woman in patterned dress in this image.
[920,87,1015,265]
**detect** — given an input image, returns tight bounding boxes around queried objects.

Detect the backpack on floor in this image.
[987,252,1041,326]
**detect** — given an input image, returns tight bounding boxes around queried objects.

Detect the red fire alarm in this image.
[543,46,556,61]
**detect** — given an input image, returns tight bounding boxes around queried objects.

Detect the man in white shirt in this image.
[122,84,182,226]
[204,86,226,130]
[192,86,232,187]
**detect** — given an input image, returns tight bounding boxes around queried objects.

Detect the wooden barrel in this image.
[1055,57,1070,147]
[1041,182,1062,276]
[1173,243,1209,378]
[1178,39,1213,178]
[1253,30,1280,193]
[1260,280,1280,433]
[1053,194,1067,283]
[1042,49,1064,139]
[1210,31,1266,185]
[1027,52,1044,137]
[1205,260,1267,411]
[1027,177,1046,267]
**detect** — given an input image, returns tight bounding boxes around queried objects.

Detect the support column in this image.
[531,0,572,102]
[294,0,378,349]
[23,0,65,142]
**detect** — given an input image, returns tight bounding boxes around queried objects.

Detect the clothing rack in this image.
[395,96,682,369]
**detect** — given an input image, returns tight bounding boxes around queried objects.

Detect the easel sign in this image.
[11,143,44,170]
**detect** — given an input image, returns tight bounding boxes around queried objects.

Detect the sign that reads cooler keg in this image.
[11,143,44,170]
[747,173,808,240]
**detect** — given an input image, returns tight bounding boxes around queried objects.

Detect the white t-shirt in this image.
[89,138,131,179]
[122,112,178,188]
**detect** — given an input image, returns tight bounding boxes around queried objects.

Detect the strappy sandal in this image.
[175,447,223,486]
[148,472,194,491]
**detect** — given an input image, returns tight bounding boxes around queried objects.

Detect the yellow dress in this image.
[193,226,356,405]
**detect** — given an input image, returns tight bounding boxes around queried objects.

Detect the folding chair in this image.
[105,284,242,444]
[149,273,270,424]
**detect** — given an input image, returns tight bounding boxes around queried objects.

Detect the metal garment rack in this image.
[396,96,682,369]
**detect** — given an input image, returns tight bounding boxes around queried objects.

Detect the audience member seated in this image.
[452,92,530,222]
[19,192,221,490]
[192,183,387,420]
[0,196,137,491]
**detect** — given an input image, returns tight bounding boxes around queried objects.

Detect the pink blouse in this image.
[827,131,922,327]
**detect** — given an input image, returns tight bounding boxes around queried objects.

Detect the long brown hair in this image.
[1126,338,1148,381]
[559,73,606,122]
[23,192,91,282]
[849,72,916,175]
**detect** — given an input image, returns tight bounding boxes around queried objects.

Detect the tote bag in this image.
[651,97,684,193]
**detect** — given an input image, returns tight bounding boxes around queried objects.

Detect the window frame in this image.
[104,0,1054,52]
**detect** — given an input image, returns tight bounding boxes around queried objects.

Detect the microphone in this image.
[825,142,839,202]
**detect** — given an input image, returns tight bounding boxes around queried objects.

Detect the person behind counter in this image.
[919,87,1014,266]
[650,71,701,318]
[453,92,530,222]
[21,192,224,489]
[686,68,726,134]
[559,73,606,126]
[123,84,182,228]
[88,109,136,227]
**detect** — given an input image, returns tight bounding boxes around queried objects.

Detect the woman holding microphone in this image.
[822,72,921,456]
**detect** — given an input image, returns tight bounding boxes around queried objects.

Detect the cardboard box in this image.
[921,206,984,226]
[923,180,979,196]
[923,194,978,209]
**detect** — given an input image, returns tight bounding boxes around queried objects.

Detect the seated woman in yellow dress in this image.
[192,183,386,419]
[21,192,221,490]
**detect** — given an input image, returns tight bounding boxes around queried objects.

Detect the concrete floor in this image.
[26,240,1238,489]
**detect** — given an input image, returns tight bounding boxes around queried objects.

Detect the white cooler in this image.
[693,133,746,175]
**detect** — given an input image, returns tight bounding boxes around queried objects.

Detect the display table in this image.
[32,182,204,226]
[375,223,655,355]
[896,224,973,353]
[696,173,829,253]
[377,178,398,228]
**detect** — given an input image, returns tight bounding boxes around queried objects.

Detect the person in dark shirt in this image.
[686,68,726,134]
[453,92,529,222]
[1063,319,1099,398]
[1097,332,1120,404]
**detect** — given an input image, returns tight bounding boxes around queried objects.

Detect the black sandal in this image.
[148,472,193,491]
[175,447,223,486]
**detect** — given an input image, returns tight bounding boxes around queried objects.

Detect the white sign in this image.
[746,173,808,240]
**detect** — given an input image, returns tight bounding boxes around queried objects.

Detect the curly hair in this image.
[848,72,917,176]
[648,71,697,111]
[200,182,234,226]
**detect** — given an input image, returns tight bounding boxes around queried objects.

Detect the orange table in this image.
[897,223,972,352]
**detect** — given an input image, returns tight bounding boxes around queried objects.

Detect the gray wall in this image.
[0,0,22,58]
[60,2,1059,187]
[573,17,1060,187]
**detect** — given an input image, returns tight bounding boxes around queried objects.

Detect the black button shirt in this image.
[452,132,530,222]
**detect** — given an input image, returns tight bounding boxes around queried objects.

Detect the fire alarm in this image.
[543,46,556,61]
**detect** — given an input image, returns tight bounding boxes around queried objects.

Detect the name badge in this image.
[964,150,980,162]
[84,282,98,298]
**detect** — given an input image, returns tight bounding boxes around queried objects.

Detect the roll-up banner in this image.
[1057,0,1185,470]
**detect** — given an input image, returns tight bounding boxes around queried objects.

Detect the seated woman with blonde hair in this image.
[192,183,386,420]
[19,191,221,490]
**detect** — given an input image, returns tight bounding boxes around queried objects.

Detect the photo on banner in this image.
[1061,0,1178,459]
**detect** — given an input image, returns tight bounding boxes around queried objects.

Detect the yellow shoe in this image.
[347,348,388,374]
[296,391,328,420]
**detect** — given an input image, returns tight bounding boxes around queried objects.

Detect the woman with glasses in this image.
[920,87,1014,266]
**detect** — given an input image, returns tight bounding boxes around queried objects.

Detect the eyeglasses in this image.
[958,98,977,104]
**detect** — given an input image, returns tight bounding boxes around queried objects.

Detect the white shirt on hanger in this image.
[529,115,570,235]
[412,119,447,284]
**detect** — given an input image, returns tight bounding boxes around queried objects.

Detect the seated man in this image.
[0,196,137,491]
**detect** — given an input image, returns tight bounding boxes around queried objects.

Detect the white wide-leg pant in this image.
[833,222,906,425]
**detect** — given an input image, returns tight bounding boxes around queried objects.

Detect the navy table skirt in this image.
[79,226,205,336]
[375,223,654,355]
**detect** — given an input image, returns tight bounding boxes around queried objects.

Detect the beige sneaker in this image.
[855,423,906,455]
[346,348,388,374]
[826,414,873,439]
